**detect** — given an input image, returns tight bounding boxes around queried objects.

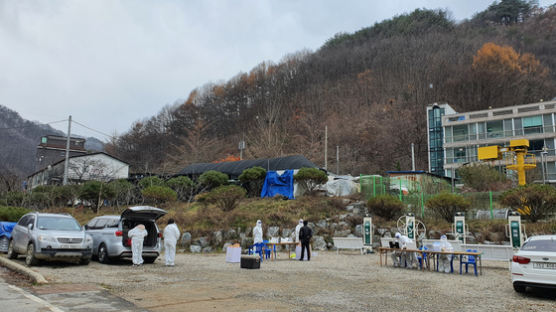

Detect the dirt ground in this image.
[20,252,556,312]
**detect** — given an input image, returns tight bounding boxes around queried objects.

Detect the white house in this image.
[27,152,129,189]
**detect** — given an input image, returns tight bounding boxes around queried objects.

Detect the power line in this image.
[0,119,68,131]
[71,119,115,140]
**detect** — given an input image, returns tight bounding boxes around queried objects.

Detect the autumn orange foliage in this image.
[472,42,548,76]
[213,155,241,163]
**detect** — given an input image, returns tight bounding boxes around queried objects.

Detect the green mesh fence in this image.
[360,174,500,219]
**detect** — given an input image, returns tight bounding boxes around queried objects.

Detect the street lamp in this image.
[541,146,549,184]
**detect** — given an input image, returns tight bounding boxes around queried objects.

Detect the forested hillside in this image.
[0,105,64,179]
[107,2,556,176]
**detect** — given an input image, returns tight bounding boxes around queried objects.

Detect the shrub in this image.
[457,164,510,191]
[198,170,229,189]
[166,176,195,201]
[51,185,80,206]
[239,167,266,197]
[367,195,405,220]
[138,176,165,189]
[0,206,30,222]
[109,179,137,206]
[79,181,116,212]
[141,186,177,204]
[2,192,25,207]
[500,184,556,222]
[294,167,328,195]
[28,191,51,209]
[426,193,470,222]
[205,185,246,211]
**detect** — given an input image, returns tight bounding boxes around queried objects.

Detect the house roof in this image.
[177,155,317,178]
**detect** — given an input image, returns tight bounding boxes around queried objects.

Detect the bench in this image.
[461,244,514,261]
[333,237,364,254]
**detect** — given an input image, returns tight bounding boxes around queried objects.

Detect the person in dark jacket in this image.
[298,220,312,261]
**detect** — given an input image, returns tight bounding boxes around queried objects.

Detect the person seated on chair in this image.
[438,235,454,273]
[395,232,416,269]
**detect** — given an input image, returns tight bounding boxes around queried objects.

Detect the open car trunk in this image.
[122,220,158,247]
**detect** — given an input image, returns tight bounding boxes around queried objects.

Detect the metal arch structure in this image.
[396,216,427,241]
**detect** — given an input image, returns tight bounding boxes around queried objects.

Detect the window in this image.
[17,215,30,226]
[37,217,81,231]
[521,239,556,252]
[478,122,486,139]
[444,126,452,143]
[86,218,100,229]
[105,218,120,228]
[546,139,555,156]
[453,125,468,142]
[487,120,503,138]
[543,114,553,133]
[446,148,454,164]
[529,139,544,156]
[469,123,477,141]
[454,147,466,163]
[503,119,513,137]
[95,218,109,229]
[514,118,523,136]
[523,115,543,135]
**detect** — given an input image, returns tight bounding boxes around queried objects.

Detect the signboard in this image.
[454,214,465,244]
[508,214,523,249]
[406,215,415,240]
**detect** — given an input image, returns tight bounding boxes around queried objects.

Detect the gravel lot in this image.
[20,252,556,311]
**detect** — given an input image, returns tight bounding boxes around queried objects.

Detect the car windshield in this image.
[37,217,81,231]
[521,239,556,252]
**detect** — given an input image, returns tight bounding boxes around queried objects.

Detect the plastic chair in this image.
[263,240,272,259]
[248,243,265,262]
[417,246,428,269]
[460,249,477,276]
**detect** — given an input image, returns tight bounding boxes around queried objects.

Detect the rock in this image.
[180,232,192,246]
[190,245,201,253]
[222,242,233,252]
[308,222,316,229]
[202,246,213,253]
[334,229,351,237]
[225,229,237,240]
[312,236,327,251]
[347,234,356,238]
[354,224,363,237]
[338,221,349,229]
[213,231,223,245]
[197,237,210,248]
[340,198,351,205]
[352,207,361,215]
[339,214,348,221]
[282,228,293,238]
[383,232,392,238]
[377,228,387,235]
[330,223,338,230]
[267,226,280,238]
[317,220,328,228]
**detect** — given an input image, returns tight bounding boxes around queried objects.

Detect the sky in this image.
[1,0,554,141]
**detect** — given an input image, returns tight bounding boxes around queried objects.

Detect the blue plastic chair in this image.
[417,246,428,269]
[263,240,272,259]
[460,249,477,276]
[248,243,265,262]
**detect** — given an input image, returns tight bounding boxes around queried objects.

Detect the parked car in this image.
[511,235,556,293]
[7,212,93,266]
[85,206,166,264]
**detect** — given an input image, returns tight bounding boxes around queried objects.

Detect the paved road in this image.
[0,272,146,312]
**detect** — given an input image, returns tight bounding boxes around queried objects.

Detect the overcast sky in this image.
[1,0,554,141]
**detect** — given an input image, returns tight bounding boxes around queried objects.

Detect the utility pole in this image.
[63,115,72,185]
[336,145,339,174]
[324,125,328,170]
[411,143,416,171]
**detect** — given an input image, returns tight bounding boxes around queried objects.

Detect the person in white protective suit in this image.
[295,219,303,244]
[163,218,180,266]
[391,232,402,267]
[128,224,148,266]
[253,220,263,245]
[396,232,417,269]
[438,235,454,273]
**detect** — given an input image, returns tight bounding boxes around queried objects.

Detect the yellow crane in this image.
[477,139,536,186]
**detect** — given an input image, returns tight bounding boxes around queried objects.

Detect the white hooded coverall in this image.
[253,220,263,245]
[438,235,454,273]
[163,223,180,266]
[128,225,148,265]
[295,219,303,243]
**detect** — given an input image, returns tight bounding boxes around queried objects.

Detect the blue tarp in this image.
[260,170,295,199]
[0,222,17,239]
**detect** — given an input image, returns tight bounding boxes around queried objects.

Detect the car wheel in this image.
[143,256,157,264]
[25,243,39,266]
[7,240,17,259]
[98,244,110,264]
[513,283,526,293]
